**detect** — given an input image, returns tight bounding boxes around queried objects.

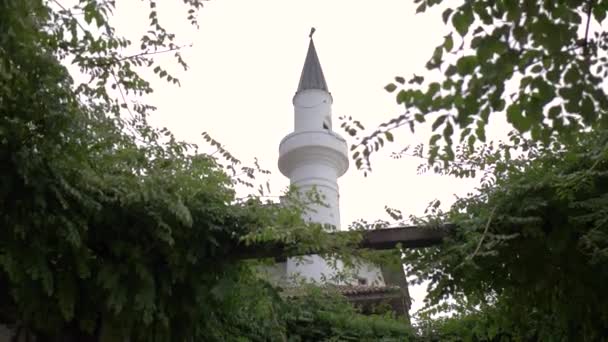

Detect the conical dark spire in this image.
[297,29,328,93]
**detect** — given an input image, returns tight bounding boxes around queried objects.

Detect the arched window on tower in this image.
[323,116,331,130]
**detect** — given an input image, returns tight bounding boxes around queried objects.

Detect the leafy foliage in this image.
[283,286,414,342]
[342,0,608,337]
[414,304,519,341]
[0,0,415,340]
[0,1,263,339]
[403,131,608,340]
[349,0,608,170]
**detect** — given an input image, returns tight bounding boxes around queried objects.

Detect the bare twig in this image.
[110,72,135,119]
[470,206,497,259]
[116,44,192,63]
[51,0,68,11]
[584,0,594,57]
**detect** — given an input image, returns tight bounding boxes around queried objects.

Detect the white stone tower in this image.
[278,34,348,229]
[278,33,384,285]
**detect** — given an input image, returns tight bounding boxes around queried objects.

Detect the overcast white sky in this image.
[109,0,510,315]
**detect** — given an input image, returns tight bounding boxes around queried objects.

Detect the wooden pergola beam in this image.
[231,224,451,260]
[359,225,450,250]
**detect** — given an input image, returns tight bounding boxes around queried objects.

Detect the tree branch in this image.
[470,206,496,259]
[116,44,192,63]
[584,0,594,57]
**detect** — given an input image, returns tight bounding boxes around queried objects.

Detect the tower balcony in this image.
[278,130,349,179]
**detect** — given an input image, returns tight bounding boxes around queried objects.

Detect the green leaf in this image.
[530,65,542,73]
[385,131,394,142]
[492,98,506,111]
[432,115,447,131]
[429,133,441,145]
[452,7,473,36]
[445,65,457,76]
[506,104,531,132]
[442,8,454,24]
[475,121,486,142]
[593,5,607,23]
[397,90,408,104]
[564,66,579,84]
[443,121,454,139]
[456,56,477,75]
[548,105,561,118]
[416,2,427,13]
[444,34,454,52]
[385,83,397,92]
[428,82,440,97]
[410,75,424,84]
[432,46,443,63]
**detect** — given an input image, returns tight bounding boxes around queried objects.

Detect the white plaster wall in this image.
[287,255,344,283]
[297,184,340,228]
[277,89,385,287]
[258,261,288,285]
[293,89,333,132]
[286,255,384,285]
[278,130,348,228]
[352,261,385,286]
[279,131,349,177]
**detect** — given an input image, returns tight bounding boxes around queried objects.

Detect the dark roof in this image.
[280,284,401,298]
[279,284,409,317]
[297,38,329,93]
[334,285,401,296]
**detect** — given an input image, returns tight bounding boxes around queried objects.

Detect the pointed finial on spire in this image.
[297,28,328,92]
[309,27,316,38]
